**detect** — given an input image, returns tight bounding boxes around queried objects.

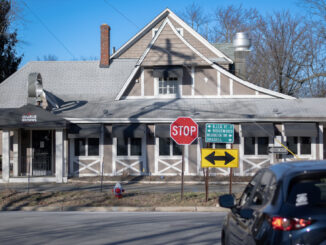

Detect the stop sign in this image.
[170,117,198,145]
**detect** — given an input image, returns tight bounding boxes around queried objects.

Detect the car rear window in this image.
[287,173,326,208]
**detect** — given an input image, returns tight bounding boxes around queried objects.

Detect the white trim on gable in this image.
[111,9,169,59]
[167,10,233,64]
[115,13,295,100]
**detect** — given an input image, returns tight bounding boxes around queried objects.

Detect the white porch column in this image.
[55,129,64,183]
[13,129,19,177]
[2,129,10,182]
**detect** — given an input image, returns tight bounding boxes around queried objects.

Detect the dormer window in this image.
[158,77,179,95]
[153,67,183,98]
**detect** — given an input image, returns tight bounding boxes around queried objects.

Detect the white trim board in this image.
[115,15,294,101]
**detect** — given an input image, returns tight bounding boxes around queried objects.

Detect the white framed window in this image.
[287,137,311,156]
[244,137,269,156]
[155,76,181,97]
[74,138,99,156]
[159,138,182,156]
[117,138,142,157]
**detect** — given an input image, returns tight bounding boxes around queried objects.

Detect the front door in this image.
[32,130,52,176]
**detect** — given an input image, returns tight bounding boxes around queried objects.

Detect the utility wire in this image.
[22,1,76,60]
[103,0,140,29]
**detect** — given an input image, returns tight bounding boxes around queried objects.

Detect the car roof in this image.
[269,160,326,181]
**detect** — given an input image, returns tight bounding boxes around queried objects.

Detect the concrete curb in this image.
[68,180,247,185]
[15,206,228,212]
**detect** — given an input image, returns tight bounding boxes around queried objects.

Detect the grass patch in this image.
[0,189,227,210]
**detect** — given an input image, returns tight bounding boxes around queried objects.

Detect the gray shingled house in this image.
[0,9,325,183]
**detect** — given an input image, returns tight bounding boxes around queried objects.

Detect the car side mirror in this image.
[239,208,254,219]
[218,194,236,208]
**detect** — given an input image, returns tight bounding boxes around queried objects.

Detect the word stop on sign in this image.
[171,125,197,136]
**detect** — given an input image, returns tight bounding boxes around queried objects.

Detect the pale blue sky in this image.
[14,0,303,66]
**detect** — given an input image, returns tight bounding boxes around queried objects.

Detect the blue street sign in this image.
[205,123,234,143]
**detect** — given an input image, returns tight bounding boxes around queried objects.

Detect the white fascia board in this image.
[167,10,233,64]
[121,94,276,99]
[115,18,169,100]
[64,118,326,124]
[111,9,169,59]
[165,19,293,100]
[210,63,295,100]
[115,66,140,100]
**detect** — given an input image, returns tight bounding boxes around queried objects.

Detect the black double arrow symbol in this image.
[205,151,235,165]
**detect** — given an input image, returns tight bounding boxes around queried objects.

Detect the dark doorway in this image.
[32,130,53,176]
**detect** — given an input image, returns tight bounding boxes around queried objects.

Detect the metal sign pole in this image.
[205,168,209,202]
[181,145,185,201]
[229,168,233,194]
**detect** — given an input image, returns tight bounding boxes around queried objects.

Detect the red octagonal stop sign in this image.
[170,117,198,145]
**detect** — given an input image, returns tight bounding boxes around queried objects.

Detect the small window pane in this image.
[88,138,99,156]
[131,138,142,156]
[300,137,311,155]
[258,137,269,155]
[75,138,86,156]
[117,138,128,156]
[287,137,298,155]
[172,141,182,155]
[244,137,255,155]
[159,138,170,156]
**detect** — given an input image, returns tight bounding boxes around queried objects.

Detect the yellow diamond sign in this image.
[201,149,239,168]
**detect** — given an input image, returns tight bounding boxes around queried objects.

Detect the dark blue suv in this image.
[219,161,326,245]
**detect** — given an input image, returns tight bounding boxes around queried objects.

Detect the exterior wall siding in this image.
[142,24,209,66]
[123,70,142,97]
[144,68,154,96]
[195,67,217,95]
[119,19,165,59]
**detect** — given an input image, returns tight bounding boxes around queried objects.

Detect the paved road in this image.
[0,212,226,245]
[0,182,246,194]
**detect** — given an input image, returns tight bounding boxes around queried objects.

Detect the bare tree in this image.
[247,11,326,96]
[178,2,210,38]
[211,4,260,43]
[37,54,58,61]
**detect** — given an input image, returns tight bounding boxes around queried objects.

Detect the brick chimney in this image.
[100,24,110,67]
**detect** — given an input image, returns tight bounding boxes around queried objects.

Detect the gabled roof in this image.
[115,15,294,100]
[111,8,233,63]
[54,97,326,123]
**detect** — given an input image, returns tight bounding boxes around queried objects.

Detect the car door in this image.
[226,170,264,245]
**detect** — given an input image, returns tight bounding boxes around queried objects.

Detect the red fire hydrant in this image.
[112,182,124,198]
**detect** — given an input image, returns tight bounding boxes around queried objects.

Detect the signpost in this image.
[170,117,198,200]
[203,123,236,196]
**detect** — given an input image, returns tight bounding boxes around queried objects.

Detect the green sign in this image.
[205,123,234,143]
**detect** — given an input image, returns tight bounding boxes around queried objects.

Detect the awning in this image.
[284,123,317,137]
[241,123,274,137]
[0,104,67,129]
[155,124,170,138]
[153,67,183,78]
[112,124,146,138]
[68,124,101,137]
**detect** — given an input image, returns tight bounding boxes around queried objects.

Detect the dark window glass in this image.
[244,137,255,155]
[131,138,142,156]
[159,138,170,156]
[88,138,99,156]
[75,138,86,156]
[287,137,298,154]
[287,173,326,208]
[300,137,311,155]
[258,137,269,155]
[172,141,182,155]
[214,143,226,149]
[117,138,128,156]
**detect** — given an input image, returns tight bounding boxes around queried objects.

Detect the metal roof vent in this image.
[233,32,251,51]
